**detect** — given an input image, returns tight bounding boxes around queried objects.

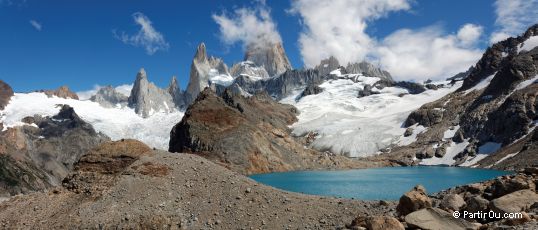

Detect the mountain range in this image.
[0,24,537,229]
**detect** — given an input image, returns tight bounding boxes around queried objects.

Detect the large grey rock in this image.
[128,68,176,118]
[440,194,466,212]
[0,80,14,110]
[185,43,230,105]
[404,208,476,230]
[244,42,291,77]
[490,189,538,213]
[90,86,128,108]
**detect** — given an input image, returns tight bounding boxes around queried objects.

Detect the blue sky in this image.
[1,0,536,93]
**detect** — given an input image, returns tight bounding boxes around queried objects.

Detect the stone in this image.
[349,216,404,230]
[490,189,538,213]
[465,196,489,213]
[415,147,435,159]
[404,208,476,230]
[357,84,379,98]
[300,84,323,98]
[440,194,465,212]
[397,185,432,216]
[435,144,447,158]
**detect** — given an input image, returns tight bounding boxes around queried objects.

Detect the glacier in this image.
[281,72,461,157]
[0,92,183,150]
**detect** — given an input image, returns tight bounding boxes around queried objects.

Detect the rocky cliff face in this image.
[244,42,291,77]
[39,86,79,100]
[167,76,185,109]
[128,68,176,118]
[169,88,377,175]
[0,105,109,197]
[184,43,230,105]
[0,80,13,110]
[90,85,128,108]
[229,61,270,79]
[379,24,538,169]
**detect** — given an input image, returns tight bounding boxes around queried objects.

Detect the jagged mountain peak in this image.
[194,42,207,62]
[136,68,147,79]
[244,42,291,77]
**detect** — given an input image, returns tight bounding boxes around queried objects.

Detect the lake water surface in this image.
[249,166,510,200]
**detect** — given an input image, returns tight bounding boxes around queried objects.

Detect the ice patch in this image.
[420,140,469,166]
[397,124,426,146]
[0,93,183,150]
[464,73,495,95]
[460,154,488,167]
[515,75,538,91]
[443,125,460,139]
[518,35,538,53]
[478,142,502,154]
[494,152,519,166]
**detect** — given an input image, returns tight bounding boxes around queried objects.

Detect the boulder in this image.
[440,194,466,212]
[349,216,404,230]
[465,195,489,213]
[416,147,435,159]
[490,189,538,213]
[404,208,476,230]
[487,174,536,198]
[0,80,14,110]
[397,185,432,216]
[435,144,447,157]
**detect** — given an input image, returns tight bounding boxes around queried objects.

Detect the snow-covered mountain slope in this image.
[0,92,183,150]
[281,72,460,157]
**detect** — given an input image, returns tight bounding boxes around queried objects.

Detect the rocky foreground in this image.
[0,140,394,229]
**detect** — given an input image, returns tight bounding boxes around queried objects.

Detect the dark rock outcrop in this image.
[300,84,323,98]
[169,88,369,175]
[357,84,379,98]
[0,105,109,197]
[40,86,79,100]
[315,56,340,77]
[0,80,14,110]
[394,81,426,94]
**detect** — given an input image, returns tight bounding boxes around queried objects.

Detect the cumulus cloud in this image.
[77,84,133,100]
[115,12,169,55]
[490,0,538,43]
[29,20,42,31]
[212,2,282,50]
[289,0,411,67]
[374,25,483,81]
[290,0,484,81]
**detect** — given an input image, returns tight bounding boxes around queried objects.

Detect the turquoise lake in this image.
[249,166,511,200]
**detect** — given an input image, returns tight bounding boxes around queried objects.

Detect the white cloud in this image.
[115,12,169,55]
[290,0,484,81]
[457,24,483,47]
[77,84,133,100]
[490,0,538,43]
[212,1,282,50]
[374,25,483,82]
[29,20,42,31]
[289,0,412,67]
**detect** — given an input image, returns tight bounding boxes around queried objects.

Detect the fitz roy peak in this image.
[243,42,292,77]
